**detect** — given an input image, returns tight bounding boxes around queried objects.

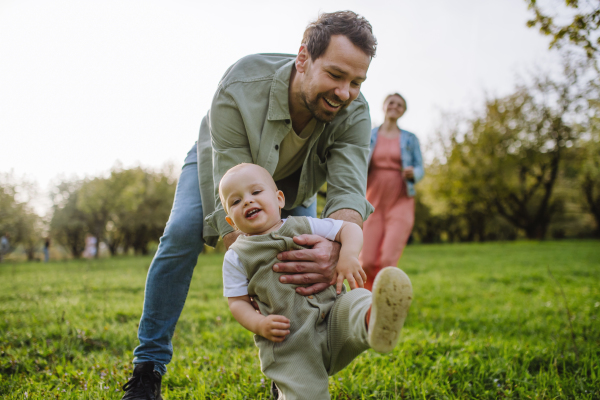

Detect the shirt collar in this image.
[267,59,295,121]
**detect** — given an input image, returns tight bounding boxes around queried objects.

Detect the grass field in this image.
[1,240,599,399]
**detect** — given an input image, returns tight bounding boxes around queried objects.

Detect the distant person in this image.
[83,234,97,259]
[0,233,10,262]
[359,93,424,291]
[44,238,51,263]
[122,11,378,400]
[219,163,412,399]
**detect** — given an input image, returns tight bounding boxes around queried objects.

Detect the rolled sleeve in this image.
[322,110,374,221]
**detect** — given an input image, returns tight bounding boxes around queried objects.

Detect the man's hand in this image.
[274,234,340,296]
[258,315,290,342]
[223,230,242,250]
[403,166,414,181]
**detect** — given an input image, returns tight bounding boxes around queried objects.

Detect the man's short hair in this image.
[302,11,377,60]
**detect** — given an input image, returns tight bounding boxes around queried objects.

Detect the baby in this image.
[219,163,413,400]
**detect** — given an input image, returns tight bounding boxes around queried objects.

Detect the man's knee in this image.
[161,214,203,249]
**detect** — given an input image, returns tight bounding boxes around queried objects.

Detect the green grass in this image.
[1,240,599,399]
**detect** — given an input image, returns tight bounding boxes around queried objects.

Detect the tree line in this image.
[2,63,599,260]
[0,165,177,260]
[411,60,599,242]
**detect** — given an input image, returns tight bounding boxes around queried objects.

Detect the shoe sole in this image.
[368,267,413,353]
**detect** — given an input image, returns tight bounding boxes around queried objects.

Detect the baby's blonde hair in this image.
[218,163,278,213]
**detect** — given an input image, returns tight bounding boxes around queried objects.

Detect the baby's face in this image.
[220,165,285,235]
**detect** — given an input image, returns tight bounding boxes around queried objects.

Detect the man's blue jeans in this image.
[133,143,316,375]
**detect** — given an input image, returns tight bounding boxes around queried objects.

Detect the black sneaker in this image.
[121,361,163,400]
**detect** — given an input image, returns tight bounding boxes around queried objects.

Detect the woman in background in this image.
[360,93,424,291]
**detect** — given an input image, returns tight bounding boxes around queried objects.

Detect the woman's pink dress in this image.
[360,135,414,291]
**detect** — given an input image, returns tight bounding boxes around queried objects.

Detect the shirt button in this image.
[275,144,279,150]
[285,119,290,124]
[308,295,314,299]
[321,312,325,319]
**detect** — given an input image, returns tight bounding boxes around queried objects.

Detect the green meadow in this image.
[1,240,599,399]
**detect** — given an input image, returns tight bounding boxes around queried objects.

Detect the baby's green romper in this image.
[229,216,372,400]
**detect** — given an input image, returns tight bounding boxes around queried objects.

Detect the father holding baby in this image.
[123,10,378,400]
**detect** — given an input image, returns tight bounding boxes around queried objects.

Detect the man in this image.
[122,10,377,400]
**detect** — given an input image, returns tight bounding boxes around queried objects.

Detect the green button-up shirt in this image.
[197,53,374,247]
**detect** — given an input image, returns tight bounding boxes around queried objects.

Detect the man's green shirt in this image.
[197,53,374,247]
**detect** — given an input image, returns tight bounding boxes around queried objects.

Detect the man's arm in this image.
[321,106,374,222]
[205,86,254,240]
[329,208,363,228]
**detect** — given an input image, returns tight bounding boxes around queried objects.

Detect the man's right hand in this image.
[223,231,242,250]
[273,234,340,296]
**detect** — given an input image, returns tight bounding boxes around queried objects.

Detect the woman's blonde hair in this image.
[384,93,407,111]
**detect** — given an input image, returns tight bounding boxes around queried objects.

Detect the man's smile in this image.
[324,97,341,108]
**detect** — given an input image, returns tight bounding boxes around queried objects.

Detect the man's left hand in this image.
[274,234,340,296]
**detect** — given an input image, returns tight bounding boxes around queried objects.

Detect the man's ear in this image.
[277,190,285,209]
[225,216,237,229]
[295,44,309,74]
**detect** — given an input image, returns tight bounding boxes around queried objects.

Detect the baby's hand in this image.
[331,255,366,294]
[258,315,290,342]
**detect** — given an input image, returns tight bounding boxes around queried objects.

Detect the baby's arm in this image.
[332,222,366,294]
[228,295,290,342]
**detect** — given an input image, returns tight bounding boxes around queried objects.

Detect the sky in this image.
[0,0,556,213]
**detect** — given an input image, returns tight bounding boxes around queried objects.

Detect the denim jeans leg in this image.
[281,200,317,218]
[133,144,204,376]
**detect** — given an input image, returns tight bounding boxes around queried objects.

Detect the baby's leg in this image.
[368,267,413,353]
[328,269,413,374]
[264,360,330,400]
[327,288,372,375]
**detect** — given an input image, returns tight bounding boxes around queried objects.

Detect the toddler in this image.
[220,163,413,400]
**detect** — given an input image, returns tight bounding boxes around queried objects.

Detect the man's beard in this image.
[301,90,349,123]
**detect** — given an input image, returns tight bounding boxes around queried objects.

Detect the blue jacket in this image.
[367,127,424,197]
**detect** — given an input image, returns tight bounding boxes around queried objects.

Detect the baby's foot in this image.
[367,267,413,353]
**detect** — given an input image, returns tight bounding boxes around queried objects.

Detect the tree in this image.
[526,0,600,59]
[430,68,585,240]
[75,164,177,256]
[579,106,600,234]
[49,179,88,258]
[0,173,43,260]
[116,166,176,255]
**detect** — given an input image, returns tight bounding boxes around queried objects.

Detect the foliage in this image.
[578,82,600,234]
[49,179,88,259]
[49,164,177,258]
[526,0,600,59]
[0,241,598,398]
[416,60,600,240]
[0,172,43,260]
[107,166,176,255]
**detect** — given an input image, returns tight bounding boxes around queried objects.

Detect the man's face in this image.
[299,35,371,123]
[220,165,285,236]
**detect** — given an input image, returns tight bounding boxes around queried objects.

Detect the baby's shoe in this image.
[368,267,413,353]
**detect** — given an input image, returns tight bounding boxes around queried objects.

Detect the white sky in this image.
[0,0,556,212]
